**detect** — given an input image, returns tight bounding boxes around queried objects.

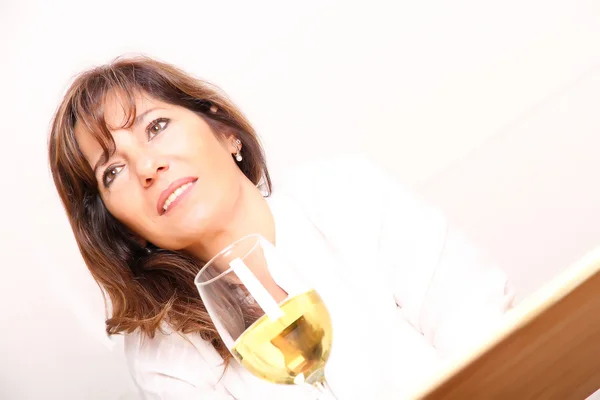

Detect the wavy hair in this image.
[48,56,271,361]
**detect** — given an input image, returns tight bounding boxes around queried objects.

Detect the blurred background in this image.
[0,0,599,398]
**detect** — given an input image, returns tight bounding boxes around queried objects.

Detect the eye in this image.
[146,117,170,140]
[102,165,124,188]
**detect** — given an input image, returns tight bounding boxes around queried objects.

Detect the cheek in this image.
[168,171,242,244]
[103,189,152,235]
[163,120,214,156]
[188,174,238,222]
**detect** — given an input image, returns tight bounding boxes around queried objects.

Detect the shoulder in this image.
[270,155,409,250]
[273,154,398,211]
[270,154,447,253]
[272,154,423,222]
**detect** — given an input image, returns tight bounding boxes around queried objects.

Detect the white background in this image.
[1,0,599,398]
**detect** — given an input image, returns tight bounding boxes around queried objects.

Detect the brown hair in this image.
[48,55,271,362]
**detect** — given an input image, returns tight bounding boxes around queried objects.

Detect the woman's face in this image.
[76,92,245,251]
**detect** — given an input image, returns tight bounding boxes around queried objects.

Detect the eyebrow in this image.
[133,107,163,129]
[92,107,164,174]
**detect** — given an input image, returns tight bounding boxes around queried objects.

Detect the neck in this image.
[186,180,275,263]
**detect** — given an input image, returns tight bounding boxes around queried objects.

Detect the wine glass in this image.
[195,234,337,398]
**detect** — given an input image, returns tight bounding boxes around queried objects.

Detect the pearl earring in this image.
[234,139,243,162]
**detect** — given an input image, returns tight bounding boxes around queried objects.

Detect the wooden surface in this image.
[412,247,600,399]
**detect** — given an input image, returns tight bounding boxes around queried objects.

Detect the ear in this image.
[226,136,242,154]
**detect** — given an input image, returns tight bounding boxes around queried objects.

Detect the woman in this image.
[49,56,514,399]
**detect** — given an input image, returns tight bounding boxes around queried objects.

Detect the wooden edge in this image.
[410,246,600,398]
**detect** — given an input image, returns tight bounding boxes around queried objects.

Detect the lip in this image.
[157,177,198,215]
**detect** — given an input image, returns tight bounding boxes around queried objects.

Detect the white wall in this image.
[1,0,599,398]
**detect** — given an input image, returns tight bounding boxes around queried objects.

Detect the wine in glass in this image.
[195,234,337,398]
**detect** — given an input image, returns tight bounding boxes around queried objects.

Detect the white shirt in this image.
[124,156,515,399]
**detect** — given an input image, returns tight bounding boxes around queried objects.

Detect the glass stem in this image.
[313,379,337,399]
[305,369,338,399]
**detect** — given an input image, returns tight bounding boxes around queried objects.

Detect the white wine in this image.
[231,289,333,385]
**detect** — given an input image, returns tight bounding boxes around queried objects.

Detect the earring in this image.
[234,139,243,162]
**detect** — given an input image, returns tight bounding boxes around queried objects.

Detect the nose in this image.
[135,151,169,188]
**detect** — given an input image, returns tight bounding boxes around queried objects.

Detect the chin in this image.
[178,215,218,240]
